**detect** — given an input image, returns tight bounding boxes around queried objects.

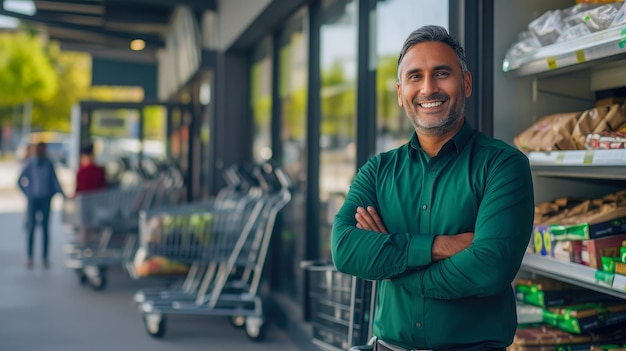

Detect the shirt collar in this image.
[408,119,475,159]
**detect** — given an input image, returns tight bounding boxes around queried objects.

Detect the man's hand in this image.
[355,206,389,234]
[431,232,474,261]
[355,206,473,261]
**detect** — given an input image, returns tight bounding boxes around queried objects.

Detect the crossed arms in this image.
[331,153,534,299]
[355,205,474,262]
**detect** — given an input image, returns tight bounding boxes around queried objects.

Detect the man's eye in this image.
[435,71,449,78]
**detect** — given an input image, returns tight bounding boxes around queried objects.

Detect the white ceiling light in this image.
[0,15,19,28]
[4,0,36,16]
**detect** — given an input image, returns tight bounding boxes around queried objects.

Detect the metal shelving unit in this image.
[522,254,626,300]
[523,149,626,299]
[528,150,626,180]
[503,25,626,77]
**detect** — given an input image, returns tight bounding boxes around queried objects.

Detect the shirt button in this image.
[415,322,422,328]
[422,205,428,210]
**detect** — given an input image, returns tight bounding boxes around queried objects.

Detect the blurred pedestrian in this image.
[74,142,107,248]
[75,142,107,194]
[17,142,65,269]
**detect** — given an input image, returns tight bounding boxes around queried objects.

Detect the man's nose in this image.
[420,75,437,97]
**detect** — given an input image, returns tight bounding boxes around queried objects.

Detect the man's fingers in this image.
[356,207,379,231]
[367,206,389,234]
[355,206,390,234]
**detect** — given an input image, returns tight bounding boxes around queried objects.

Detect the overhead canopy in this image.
[0,0,216,63]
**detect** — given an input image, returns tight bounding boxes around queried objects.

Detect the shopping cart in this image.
[130,162,262,299]
[62,180,178,290]
[138,162,292,341]
[302,262,376,351]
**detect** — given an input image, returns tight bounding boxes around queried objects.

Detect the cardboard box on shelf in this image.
[582,234,626,268]
[532,225,552,256]
[533,225,583,262]
[546,214,626,241]
[543,302,626,334]
[509,324,591,349]
[514,278,618,308]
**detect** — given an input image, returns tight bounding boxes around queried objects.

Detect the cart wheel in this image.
[75,269,87,286]
[245,316,268,342]
[84,266,107,291]
[144,313,166,338]
[229,315,245,329]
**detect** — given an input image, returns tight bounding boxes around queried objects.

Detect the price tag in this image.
[575,50,586,63]
[561,151,586,165]
[583,150,594,164]
[555,151,565,165]
[547,57,557,70]
[620,28,626,49]
[591,149,626,165]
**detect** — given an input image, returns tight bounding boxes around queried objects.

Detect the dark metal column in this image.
[356,0,377,167]
[212,51,252,195]
[449,0,494,136]
[306,0,322,260]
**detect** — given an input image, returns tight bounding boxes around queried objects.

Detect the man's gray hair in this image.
[397,25,468,81]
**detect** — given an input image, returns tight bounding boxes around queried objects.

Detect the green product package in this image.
[594,270,615,287]
[550,223,589,241]
[542,309,582,334]
[600,256,623,273]
[516,284,545,307]
[542,303,611,335]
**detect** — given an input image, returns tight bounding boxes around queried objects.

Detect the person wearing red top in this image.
[74,143,107,248]
[75,143,107,194]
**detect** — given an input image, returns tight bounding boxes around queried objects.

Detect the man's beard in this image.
[407,92,464,137]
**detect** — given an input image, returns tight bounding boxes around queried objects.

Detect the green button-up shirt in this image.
[331,120,534,349]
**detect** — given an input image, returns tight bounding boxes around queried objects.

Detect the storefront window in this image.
[319,0,357,260]
[89,108,146,160]
[277,8,308,299]
[375,0,448,152]
[251,37,273,163]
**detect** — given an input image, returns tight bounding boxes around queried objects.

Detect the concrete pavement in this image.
[0,171,314,351]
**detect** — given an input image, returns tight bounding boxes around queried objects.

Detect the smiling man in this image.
[331,26,534,350]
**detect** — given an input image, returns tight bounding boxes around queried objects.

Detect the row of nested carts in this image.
[61,158,293,342]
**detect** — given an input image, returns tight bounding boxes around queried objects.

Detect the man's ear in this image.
[464,71,472,98]
[396,82,403,107]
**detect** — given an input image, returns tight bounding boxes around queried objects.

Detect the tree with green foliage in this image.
[0,31,91,134]
[0,32,57,106]
[33,42,91,132]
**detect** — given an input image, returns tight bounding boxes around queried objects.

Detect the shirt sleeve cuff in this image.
[407,233,436,268]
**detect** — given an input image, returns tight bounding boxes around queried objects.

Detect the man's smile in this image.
[419,101,444,108]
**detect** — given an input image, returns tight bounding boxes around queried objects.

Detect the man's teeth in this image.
[421,101,443,108]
